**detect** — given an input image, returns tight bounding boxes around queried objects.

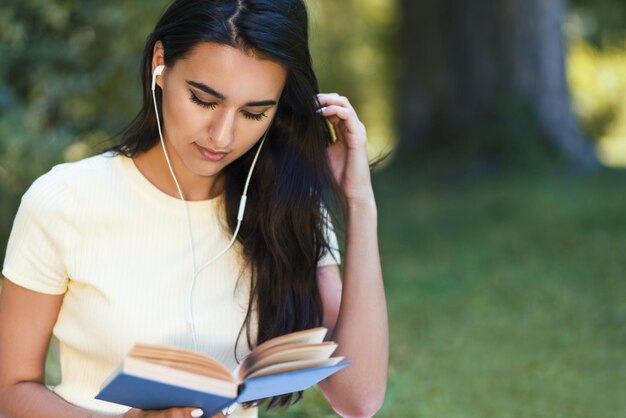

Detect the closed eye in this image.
[242,110,267,121]
[189,92,217,109]
[190,91,268,121]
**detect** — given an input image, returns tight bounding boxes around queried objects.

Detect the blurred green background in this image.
[1,0,625,417]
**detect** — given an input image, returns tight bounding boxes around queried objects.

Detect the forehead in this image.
[174,42,287,102]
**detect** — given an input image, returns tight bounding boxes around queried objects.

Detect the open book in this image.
[95,327,350,416]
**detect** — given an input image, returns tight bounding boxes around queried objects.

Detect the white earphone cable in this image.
[152,84,200,349]
[152,68,269,352]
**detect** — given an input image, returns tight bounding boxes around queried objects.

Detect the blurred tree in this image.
[398,0,598,169]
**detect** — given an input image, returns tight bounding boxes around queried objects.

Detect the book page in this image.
[241,342,337,378]
[130,344,235,382]
[245,356,344,379]
[249,327,328,358]
[241,327,328,374]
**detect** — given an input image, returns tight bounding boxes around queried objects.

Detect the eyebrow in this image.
[186,80,278,107]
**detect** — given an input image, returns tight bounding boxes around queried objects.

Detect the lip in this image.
[194,143,228,162]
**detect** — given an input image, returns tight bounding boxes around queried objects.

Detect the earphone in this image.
[151,64,270,352]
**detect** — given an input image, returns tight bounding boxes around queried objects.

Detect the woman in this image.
[0,0,388,417]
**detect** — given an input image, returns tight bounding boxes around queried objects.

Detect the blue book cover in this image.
[95,372,235,414]
[237,361,350,403]
[96,361,351,416]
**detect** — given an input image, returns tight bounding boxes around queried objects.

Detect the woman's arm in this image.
[0,277,94,417]
[0,278,209,418]
[315,93,389,418]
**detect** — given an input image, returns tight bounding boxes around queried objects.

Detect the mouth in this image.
[194,143,228,162]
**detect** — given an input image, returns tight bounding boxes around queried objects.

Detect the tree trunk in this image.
[398,0,598,168]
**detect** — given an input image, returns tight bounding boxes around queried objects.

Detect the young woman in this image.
[0,1,388,417]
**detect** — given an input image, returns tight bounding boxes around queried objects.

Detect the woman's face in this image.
[153,42,287,183]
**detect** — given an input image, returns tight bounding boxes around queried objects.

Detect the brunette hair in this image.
[104,0,340,409]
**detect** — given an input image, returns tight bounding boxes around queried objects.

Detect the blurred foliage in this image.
[0,0,171,183]
[307,0,398,160]
[567,38,626,167]
[567,41,626,139]
[0,0,171,256]
[565,1,626,167]
[569,0,626,46]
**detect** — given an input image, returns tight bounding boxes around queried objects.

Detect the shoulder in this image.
[40,151,120,183]
[26,151,122,193]
[21,151,123,210]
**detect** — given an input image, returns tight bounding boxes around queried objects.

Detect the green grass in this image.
[260,163,626,417]
[43,162,626,417]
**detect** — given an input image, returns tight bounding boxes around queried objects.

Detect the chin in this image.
[195,162,226,178]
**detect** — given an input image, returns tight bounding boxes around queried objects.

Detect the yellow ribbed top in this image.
[2,152,339,416]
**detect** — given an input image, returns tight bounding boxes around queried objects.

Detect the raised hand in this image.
[316,93,374,205]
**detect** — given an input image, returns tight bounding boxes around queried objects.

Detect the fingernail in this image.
[316,107,326,113]
[191,409,204,417]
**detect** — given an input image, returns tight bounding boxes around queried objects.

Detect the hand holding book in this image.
[119,406,219,417]
[97,327,350,417]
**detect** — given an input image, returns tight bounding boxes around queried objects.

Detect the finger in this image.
[171,408,205,417]
[317,92,341,98]
[318,105,363,138]
[317,94,352,110]
[123,407,204,418]
[318,105,355,122]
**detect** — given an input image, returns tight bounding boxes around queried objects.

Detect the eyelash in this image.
[189,92,267,121]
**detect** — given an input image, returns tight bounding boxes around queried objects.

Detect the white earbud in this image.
[152,65,165,91]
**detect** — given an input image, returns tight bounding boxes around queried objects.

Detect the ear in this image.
[152,40,166,89]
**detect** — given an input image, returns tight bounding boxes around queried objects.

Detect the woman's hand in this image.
[121,408,225,418]
[317,93,375,205]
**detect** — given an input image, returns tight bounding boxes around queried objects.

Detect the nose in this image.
[208,108,236,149]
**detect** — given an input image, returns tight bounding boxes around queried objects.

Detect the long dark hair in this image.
[105,0,340,409]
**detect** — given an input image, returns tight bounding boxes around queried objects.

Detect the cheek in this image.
[162,90,203,139]
[236,122,272,153]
